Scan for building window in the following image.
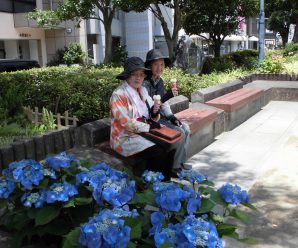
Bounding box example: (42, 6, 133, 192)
(0, 41, 5, 59)
(0, 0, 36, 13)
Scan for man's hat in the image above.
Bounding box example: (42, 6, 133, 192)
(116, 57, 151, 80)
(145, 49, 171, 68)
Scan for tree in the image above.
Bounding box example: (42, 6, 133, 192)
(28, 0, 117, 63)
(266, 0, 298, 45)
(182, 0, 258, 57)
(116, 0, 186, 62)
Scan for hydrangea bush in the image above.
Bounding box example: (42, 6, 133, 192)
(0, 152, 256, 247)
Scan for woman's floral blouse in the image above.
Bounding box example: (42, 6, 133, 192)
(109, 83, 155, 156)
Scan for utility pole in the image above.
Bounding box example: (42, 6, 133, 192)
(258, 0, 265, 61)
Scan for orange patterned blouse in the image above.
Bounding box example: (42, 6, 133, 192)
(109, 82, 155, 156)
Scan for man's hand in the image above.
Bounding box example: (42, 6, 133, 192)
(169, 115, 182, 127)
(171, 88, 179, 97)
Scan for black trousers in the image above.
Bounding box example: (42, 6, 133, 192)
(128, 145, 175, 180)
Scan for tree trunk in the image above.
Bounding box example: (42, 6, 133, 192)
(153, 3, 180, 65)
(281, 33, 288, 46)
(104, 23, 112, 64)
(165, 38, 176, 64)
(213, 39, 222, 58)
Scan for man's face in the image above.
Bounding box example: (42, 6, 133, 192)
(150, 59, 165, 78)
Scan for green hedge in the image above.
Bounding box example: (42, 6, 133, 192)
(0, 66, 122, 124)
(0, 66, 249, 124)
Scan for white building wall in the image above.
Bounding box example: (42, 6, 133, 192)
(0, 12, 47, 65)
(124, 11, 153, 60)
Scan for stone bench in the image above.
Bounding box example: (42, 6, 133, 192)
(243, 80, 298, 106)
(175, 108, 218, 157)
(206, 88, 264, 131)
(191, 79, 246, 103)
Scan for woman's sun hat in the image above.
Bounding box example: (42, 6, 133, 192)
(116, 57, 151, 80)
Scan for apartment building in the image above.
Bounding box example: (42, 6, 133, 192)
(0, 0, 172, 66)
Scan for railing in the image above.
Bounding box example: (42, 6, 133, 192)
(23, 106, 79, 129)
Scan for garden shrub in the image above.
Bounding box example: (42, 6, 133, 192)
(258, 55, 285, 73)
(202, 50, 259, 74)
(63, 43, 86, 65)
(226, 50, 258, 70)
(47, 43, 86, 66)
(0, 152, 256, 247)
(201, 57, 235, 74)
(111, 45, 128, 66)
(283, 43, 298, 56)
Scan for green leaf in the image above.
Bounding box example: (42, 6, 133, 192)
(216, 223, 237, 236)
(0, 198, 7, 209)
(13, 211, 31, 230)
(63, 198, 76, 208)
(242, 202, 258, 211)
(35, 206, 61, 226)
(130, 189, 156, 205)
(127, 241, 137, 248)
(75, 197, 92, 205)
(40, 178, 49, 187)
(229, 209, 250, 224)
(125, 217, 142, 240)
(160, 241, 173, 248)
(63, 227, 81, 247)
(27, 208, 39, 219)
(238, 237, 258, 244)
(198, 198, 216, 213)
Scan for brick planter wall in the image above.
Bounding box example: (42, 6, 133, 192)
(240, 73, 298, 83)
(0, 127, 76, 169)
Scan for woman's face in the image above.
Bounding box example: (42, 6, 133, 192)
(150, 59, 165, 78)
(126, 69, 146, 89)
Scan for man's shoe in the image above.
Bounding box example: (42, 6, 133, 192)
(181, 163, 192, 170)
(171, 168, 181, 178)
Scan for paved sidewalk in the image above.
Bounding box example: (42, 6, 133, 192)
(187, 101, 298, 248)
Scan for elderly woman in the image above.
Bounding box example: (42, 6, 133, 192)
(109, 56, 177, 179)
(143, 49, 191, 172)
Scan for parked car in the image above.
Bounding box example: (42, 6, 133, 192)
(0, 59, 40, 72)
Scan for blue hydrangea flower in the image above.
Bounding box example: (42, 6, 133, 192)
(179, 170, 208, 184)
(79, 208, 131, 248)
(46, 181, 78, 203)
(45, 152, 79, 171)
(154, 223, 178, 248)
(0, 178, 15, 199)
(181, 215, 223, 248)
(153, 182, 192, 212)
(43, 167, 57, 179)
(142, 170, 165, 183)
(108, 205, 139, 218)
(76, 163, 135, 207)
(9, 160, 44, 189)
(218, 183, 250, 205)
(21, 190, 46, 208)
(154, 217, 223, 248)
(93, 177, 135, 207)
(150, 211, 165, 235)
